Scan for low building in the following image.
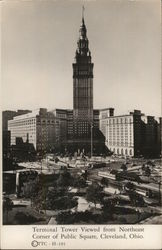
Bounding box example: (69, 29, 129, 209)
(3, 110, 31, 131)
(8, 108, 60, 153)
(51, 109, 73, 144)
(100, 109, 161, 158)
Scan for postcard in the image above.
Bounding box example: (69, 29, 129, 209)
(1, 0, 162, 249)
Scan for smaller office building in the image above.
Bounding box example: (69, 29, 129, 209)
(100, 109, 161, 158)
(8, 108, 60, 152)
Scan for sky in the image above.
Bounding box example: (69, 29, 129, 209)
(1, 0, 161, 117)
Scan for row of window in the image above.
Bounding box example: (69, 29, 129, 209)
(109, 148, 133, 156)
(107, 118, 133, 124)
(109, 142, 133, 147)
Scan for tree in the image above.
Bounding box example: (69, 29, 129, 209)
(128, 191, 145, 207)
(56, 168, 72, 187)
(33, 186, 48, 211)
(142, 164, 145, 171)
(147, 161, 155, 167)
(145, 166, 151, 177)
(121, 164, 127, 171)
(3, 197, 13, 224)
(86, 182, 103, 207)
(73, 176, 87, 188)
(101, 198, 115, 218)
(81, 169, 88, 180)
(101, 177, 109, 187)
(50, 196, 78, 210)
(22, 175, 46, 206)
(55, 157, 59, 163)
(55, 210, 94, 224)
(40, 187, 78, 211)
(21, 174, 49, 211)
(125, 182, 135, 191)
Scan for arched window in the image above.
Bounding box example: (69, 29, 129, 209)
(125, 149, 127, 155)
(130, 149, 132, 155)
(121, 148, 123, 155)
(117, 148, 119, 155)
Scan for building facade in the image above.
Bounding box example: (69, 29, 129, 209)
(3, 110, 31, 131)
(73, 16, 93, 140)
(70, 15, 105, 154)
(100, 109, 161, 157)
(8, 108, 60, 152)
(51, 109, 73, 152)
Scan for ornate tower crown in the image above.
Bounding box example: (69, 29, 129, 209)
(79, 17, 87, 39)
(75, 7, 92, 62)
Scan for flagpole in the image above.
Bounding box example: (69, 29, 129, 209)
(91, 123, 93, 158)
(82, 5, 85, 20)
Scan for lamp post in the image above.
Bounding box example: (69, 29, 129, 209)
(91, 122, 93, 158)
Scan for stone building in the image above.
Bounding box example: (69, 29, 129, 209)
(8, 108, 60, 153)
(100, 109, 161, 158)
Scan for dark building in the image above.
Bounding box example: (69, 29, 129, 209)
(140, 115, 161, 158)
(51, 109, 73, 152)
(3, 130, 11, 156)
(2, 109, 31, 162)
(3, 111, 17, 131)
(10, 136, 36, 162)
(73, 16, 93, 139)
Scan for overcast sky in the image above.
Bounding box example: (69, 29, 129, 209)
(1, 0, 161, 117)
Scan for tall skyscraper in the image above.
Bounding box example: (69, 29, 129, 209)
(7, 11, 106, 155)
(73, 13, 93, 139)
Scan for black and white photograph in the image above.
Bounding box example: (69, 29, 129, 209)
(1, 0, 161, 231)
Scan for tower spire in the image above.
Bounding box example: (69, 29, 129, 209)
(82, 5, 85, 22)
(79, 5, 87, 40)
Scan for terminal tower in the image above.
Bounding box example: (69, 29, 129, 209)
(71, 10, 105, 154)
(73, 13, 93, 138)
